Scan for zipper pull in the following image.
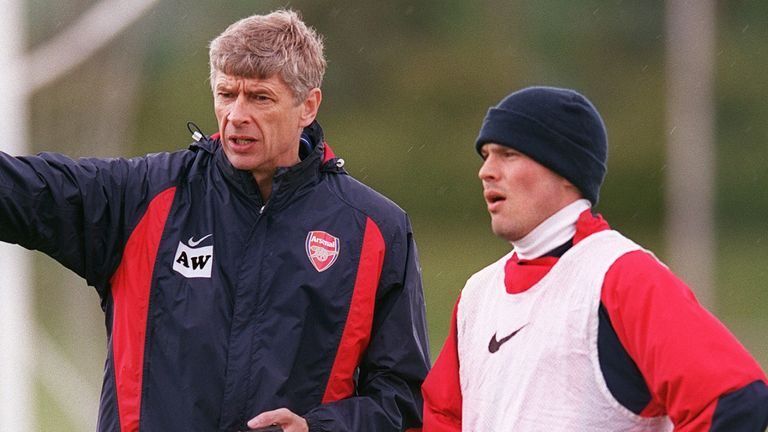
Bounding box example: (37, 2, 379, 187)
(187, 122, 206, 142)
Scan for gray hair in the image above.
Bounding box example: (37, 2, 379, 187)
(209, 9, 326, 103)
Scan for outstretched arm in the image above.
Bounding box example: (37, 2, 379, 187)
(0, 150, 182, 292)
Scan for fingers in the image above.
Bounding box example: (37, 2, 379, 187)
(245, 426, 283, 432)
(246, 408, 308, 432)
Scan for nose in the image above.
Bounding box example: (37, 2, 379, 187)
(227, 94, 250, 127)
(478, 155, 497, 181)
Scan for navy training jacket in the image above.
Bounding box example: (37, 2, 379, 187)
(0, 121, 431, 431)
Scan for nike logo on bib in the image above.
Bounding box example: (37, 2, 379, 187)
(488, 325, 527, 353)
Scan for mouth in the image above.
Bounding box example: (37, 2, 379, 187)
(484, 190, 506, 212)
(226, 135, 259, 151)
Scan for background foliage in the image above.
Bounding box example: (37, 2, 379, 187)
(23, 0, 767, 428)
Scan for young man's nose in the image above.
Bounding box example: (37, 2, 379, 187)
(478, 156, 498, 181)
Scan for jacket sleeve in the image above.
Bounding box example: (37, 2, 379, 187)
(0, 150, 174, 293)
(422, 297, 463, 432)
(303, 222, 431, 432)
(602, 250, 768, 431)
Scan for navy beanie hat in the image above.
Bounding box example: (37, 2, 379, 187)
(475, 86, 608, 206)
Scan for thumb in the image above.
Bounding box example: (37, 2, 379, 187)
(246, 411, 277, 428)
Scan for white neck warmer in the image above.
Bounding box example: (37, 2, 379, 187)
(512, 199, 591, 260)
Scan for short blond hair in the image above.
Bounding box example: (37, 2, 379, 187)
(208, 9, 326, 103)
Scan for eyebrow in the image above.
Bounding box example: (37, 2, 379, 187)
(213, 79, 280, 99)
(214, 81, 235, 91)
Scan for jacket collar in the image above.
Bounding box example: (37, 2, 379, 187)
(211, 120, 341, 209)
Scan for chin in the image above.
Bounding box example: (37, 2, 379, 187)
(490, 222, 522, 243)
(490, 225, 511, 242)
(229, 159, 257, 173)
(223, 152, 254, 171)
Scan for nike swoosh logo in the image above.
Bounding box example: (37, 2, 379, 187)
(188, 234, 213, 247)
(488, 324, 527, 354)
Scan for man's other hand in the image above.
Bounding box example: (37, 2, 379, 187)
(247, 408, 308, 432)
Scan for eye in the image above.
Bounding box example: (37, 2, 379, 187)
(251, 94, 273, 103)
(216, 91, 234, 99)
(502, 149, 520, 159)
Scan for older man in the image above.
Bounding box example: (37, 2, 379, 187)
(0, 10, 429, 432)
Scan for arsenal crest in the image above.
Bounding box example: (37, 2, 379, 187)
(305, 231, 340, 272)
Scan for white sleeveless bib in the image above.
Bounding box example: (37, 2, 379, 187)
(457, 230, 673, 431)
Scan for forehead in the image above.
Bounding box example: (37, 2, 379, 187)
(480, 143, 523, 155)
(212, 71, 288, 90)
(480, 143, 550, 169)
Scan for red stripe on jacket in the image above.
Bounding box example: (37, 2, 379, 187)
(322, 142, 336, 164)
(322, 217, 385, 403)
(109, 187, 176, 432)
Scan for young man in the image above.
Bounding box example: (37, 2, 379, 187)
(0, 10, 430, 432)
(422, 86, 768, 431)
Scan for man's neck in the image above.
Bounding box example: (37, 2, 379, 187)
(256, 176, 273, 202)
(512, 199, 591, 260)
(252, 154, 302, 202)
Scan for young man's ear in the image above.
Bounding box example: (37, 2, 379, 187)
(299, 88, 322, 127)
(562, 178, 584, 200)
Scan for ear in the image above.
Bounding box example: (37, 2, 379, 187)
(299, 88, 322, 128)
(561, 180, 583, 200)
